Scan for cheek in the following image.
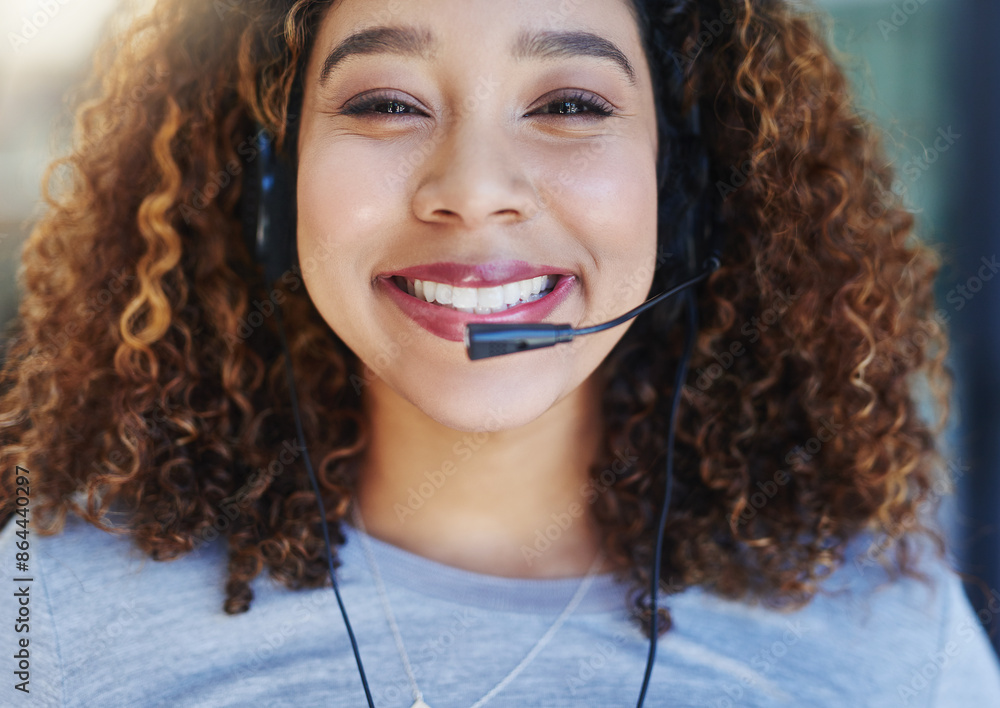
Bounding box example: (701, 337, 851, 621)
(541, 138, 658, 304)
(295, 140, 404, 307)
(297, 142, 388, 259)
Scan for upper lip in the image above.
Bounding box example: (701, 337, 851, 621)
(381, 260, 572, 288)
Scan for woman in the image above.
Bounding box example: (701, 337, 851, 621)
(2, 0, 999, 705)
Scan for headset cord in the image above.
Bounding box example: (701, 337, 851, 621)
(274, 301, 377, 708)
(273, 282, 697, 708)
(636, 287, 698, 707)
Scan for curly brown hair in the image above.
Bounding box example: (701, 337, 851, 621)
(0, 0, 956, 639)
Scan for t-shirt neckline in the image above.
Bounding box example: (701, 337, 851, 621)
(337, 520, 643, 615)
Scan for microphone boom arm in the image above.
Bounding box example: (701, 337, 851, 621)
(464, 256, 720, 360)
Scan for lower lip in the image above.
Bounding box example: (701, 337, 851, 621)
(377, 274, 577, 343)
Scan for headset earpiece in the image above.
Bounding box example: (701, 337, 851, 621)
(239, 78, 304, 287)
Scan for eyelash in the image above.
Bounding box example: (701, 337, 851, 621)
(339, 90, 616, 120)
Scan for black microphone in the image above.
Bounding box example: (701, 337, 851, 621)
(464, 256, 720, 360)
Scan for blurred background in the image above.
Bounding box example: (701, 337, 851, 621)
(1, 0, 999, 656)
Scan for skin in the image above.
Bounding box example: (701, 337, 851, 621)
(296, 0, 659, 578)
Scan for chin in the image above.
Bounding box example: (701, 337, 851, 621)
(391, 366, 564, 434)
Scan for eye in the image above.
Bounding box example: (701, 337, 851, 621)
(339, 91, 423, 118)
(531, 91, 616, 119)
(337, 89, 617, 121)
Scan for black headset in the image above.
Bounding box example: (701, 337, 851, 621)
(239, 76, 302, 287)
(237, 47, 724, 707)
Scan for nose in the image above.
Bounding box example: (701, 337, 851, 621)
(411, 117, 541, 229)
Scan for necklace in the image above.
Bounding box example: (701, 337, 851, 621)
(350, 503, 605, 708)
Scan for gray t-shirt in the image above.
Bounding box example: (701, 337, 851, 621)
(2, 513, 999, 707)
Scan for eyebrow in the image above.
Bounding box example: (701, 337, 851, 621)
(318, 25, 637, 87)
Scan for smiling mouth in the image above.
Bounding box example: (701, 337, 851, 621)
(391, 274, 559, 314)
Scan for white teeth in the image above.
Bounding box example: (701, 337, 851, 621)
(399, 274, 558, 312)
(451, 286, 478, 310)
(435, 283, 453, 304)
(479, 286, 504, 310)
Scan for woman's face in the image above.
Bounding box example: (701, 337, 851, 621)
(297, 0, 659, 432)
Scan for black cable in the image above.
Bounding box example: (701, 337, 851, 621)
(273, 300, 376, 708)
(272, 264, 701, 708)
(572, 263, 714, 337)
(636, 287, 699, 707)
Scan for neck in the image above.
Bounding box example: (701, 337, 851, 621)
(352, 368, 612, 579)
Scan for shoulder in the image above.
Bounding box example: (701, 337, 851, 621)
(0, 510, 230, 607)
(667, 529, 1000, 707)
(0, 512, 232, 706)
(821, 534, 1000, 706)
(822, 529, 1000, 707)
(0, 513, 367, 707)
